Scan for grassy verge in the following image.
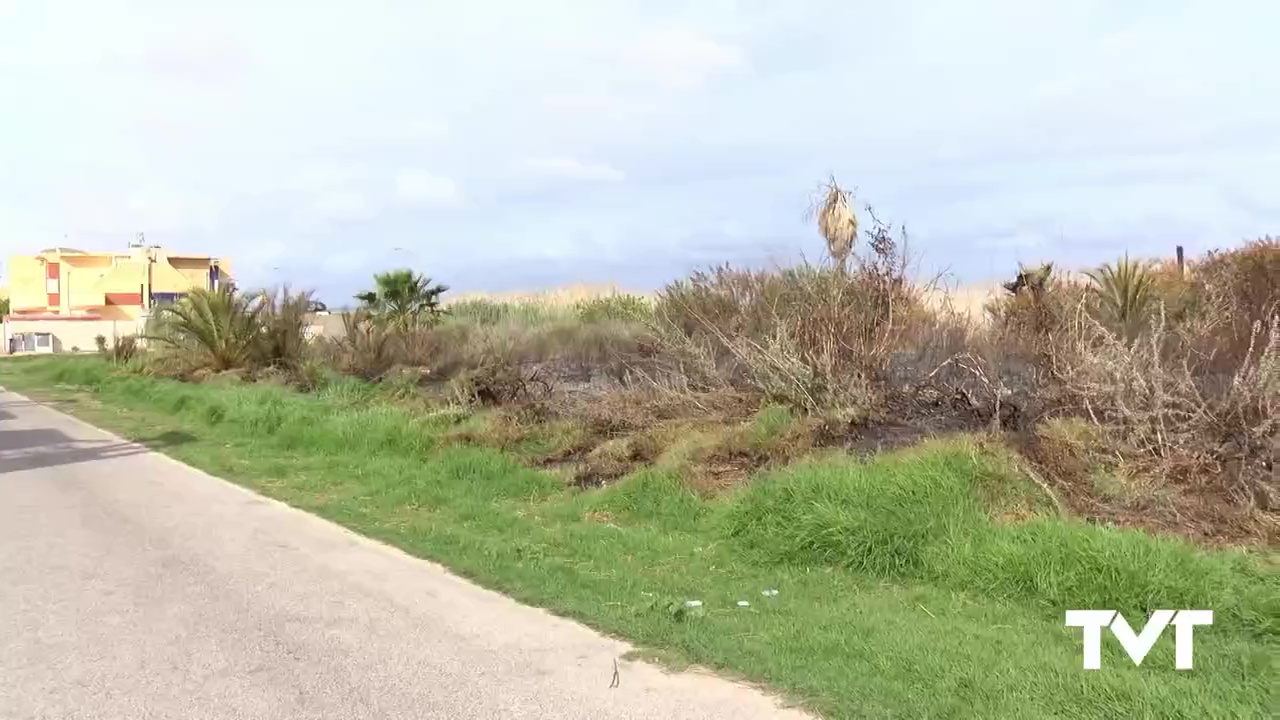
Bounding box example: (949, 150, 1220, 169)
(2, 355, 1276, 719)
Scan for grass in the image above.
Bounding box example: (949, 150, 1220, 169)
(2, 355, 1276, 719)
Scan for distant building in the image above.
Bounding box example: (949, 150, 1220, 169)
(5, 245, 232, 320)
(2, 245, 232, 354)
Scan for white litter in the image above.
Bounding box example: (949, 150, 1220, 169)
(761, 589, 779, 597)
(684, 600, 703, 608)
(737, 600, 750, 607)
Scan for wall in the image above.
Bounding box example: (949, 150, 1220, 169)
(6, 256, 47, 311)
(65, 255, 112, 311)
(2, 318, 144, 354)
(166, 256, 215, 291)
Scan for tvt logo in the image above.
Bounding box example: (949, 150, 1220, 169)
(1064, 610, 1213, 670)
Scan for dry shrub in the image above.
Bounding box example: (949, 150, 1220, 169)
(1187, 237, 1280, 374)
(1056, 307, 1278, 509)
(321, 309, 655, 398)
(258, 286, 313, 371)
(109, 334, 140, 365)
(653, 208, 929, 418)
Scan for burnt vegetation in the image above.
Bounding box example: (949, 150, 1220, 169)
(119, 179, 1278, 547)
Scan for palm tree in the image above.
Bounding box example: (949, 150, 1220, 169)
(1086, 254, 1155, 340)
(355, 268, 448, 330)
(147, 286, 264, 371)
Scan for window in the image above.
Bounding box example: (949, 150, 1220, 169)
(35, 334, 51, 348)
(150, 292, 188, 306)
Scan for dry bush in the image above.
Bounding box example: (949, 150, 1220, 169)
(1056, 307, 1279, 509)
(321, 308, 656, 399)
(652, 208, 930, 418)
(1186, 238, 1280, 374)
(258, 286, 313, 370)
(109, 334, 140, 365)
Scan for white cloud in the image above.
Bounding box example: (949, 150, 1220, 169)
(394, 170, 463, 207)
(628, 28, 746, 90)
(521, 157, 626, 183)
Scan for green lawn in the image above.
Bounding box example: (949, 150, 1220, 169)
(2, 356, 1275, 719)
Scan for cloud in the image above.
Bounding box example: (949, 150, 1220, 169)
(521, 157, 626, 183)
(628, 28, 747, 90)
(0, 0, 1276, 301)
(394, 170, 463, 207)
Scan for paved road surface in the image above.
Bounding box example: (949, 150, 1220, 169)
(0, 390, 811, 720)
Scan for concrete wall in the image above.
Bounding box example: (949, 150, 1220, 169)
(2, 318, 144, 355)
(304, 313, 348, 340)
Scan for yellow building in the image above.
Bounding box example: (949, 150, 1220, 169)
(3, 245, 232, 354)
(5, 245, 232, 321)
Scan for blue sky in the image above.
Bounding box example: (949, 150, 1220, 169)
(1, 1, 1276, 304)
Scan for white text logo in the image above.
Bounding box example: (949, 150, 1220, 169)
(1064, 610, 1213, 669)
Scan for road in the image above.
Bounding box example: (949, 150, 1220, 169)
(0, 390, 811, 720)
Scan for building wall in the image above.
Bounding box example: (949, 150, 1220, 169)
(65, 255, 112, 311)
(166, 256, 217, 291)
(7, 256, 46, 312)
(2, 318, 144, 354)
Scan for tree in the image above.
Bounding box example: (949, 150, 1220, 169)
(147, 286, 265, 371)
(0, 296, 9, 316)
(355, 269, 448, 330)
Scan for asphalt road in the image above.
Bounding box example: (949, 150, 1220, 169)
(0, 390, 811, 720)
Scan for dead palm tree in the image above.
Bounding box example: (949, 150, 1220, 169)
(809, 176, 858, 272)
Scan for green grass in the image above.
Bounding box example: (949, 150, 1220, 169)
(2, 355, 1276, 719)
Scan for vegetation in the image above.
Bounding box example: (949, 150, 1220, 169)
(142, 285, 313, 378)
(0, 295, 9, 316)
(356, 268, 448, 330)
(0, 356, 1274, 719)
(1085, 254, 1156, 340)
(3, 179, 1277, 717)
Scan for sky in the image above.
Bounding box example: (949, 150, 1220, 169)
(1, 1, 1277, 304)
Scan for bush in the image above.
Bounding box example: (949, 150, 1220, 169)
(651, 211, 945, 420)
(574, 294, 653, 324)
(110, 335, 139, 365)
(144, 286, 315, 378)
(94, 334, 107, 353)
(257, 286, 313, 370)
(1188, 237, 1280, 373)
(146, 286, 265, 372)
